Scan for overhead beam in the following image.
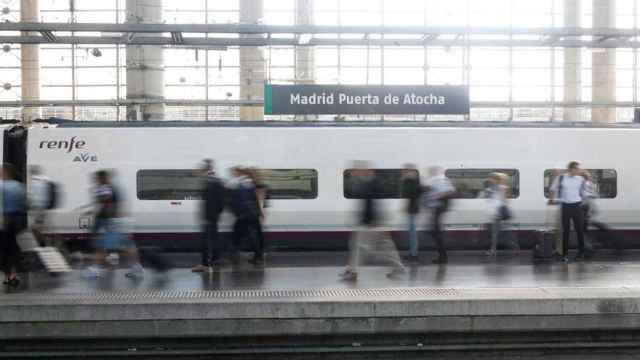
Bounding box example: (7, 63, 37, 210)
(0, 35, 637, 48)
(0, 99, 632, 108)
(1, 22, 640, 37)
(170, 31, 183, 45)
(39, 30, 56, 43)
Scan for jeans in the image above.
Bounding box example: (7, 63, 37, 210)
(407, 214, 418, 257)
(430, 207, 447, 260)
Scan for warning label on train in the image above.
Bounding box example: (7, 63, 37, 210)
(264, 85, 469, 115)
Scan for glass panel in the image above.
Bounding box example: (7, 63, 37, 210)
(137, 169, 203, 200)
(257, 169, 318, 199)
(445, 169, 520, 199)
(543, 169, 618, 199)
(344, 169, 419, 199)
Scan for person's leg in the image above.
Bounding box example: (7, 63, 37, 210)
(209, 220, 221, 264)
(408, 214, 418, 258)
(572, 205, 585, 256)
(252, 218, 265, 261)
(200, 223, 210, 267)
(378, 231, 405, 273)
(342, 228, 364, 279)
(5, 215, 21, 281)
(232, 218, 244, 255)
(489, 217, 500, 255)
(432, 209, 447, 261)
(561, 204, 571, 260)
(1, 229, 11, 281)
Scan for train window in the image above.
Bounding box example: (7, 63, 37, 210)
(137, 170, 203, 200)
(543, 169, 617, 199)
(137, 169, 319, 200)
(256, 169, 318, 199)
(444, 169, 520, 199)
(343, 169, 419, 199)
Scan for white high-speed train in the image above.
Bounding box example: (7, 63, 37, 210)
(2, 121, 637, 250)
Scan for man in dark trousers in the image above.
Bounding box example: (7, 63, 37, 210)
(423, 166, 456, 264)
(192, 159, 226, 273)
(402, 164, 422, 263)
(549, 161, 587, 262)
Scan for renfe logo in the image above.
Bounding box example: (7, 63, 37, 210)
(39, 136, 86, 153)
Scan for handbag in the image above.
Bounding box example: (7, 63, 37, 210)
(16, 230, 39, 251)
(499, 205, 513, 221)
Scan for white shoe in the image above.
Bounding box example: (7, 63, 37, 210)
(386, 267, 406, 279)
(125, 263, 144, 278)
(82, 265, 104, 278)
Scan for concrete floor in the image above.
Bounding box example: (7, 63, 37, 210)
(5, 250, 640, 294)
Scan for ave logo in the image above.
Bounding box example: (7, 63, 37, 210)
(74, 152, 98, 162)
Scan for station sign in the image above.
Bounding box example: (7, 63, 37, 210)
(264, 84, 469, 115)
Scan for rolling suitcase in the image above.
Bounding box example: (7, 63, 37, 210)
(17, 230, 71, 273)
(33, 246, 72, 273)
(534, 231, 555, 259)
(534, 205, 557, 259)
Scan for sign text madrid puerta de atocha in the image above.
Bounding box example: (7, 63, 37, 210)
(264, 85, 469, 115)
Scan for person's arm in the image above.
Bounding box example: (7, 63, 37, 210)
(433, 179, 456, 200)
(548, 176, 560, 204)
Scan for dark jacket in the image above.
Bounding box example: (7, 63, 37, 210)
(202, 175, 226, 221)
(357, 176, 382, 226)
(230, 179, 260, 220)
(402, 176, 422, 215)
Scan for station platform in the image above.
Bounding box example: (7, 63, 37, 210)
(3, 251, 640, 358)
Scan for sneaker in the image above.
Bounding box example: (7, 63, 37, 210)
(82, 265, 104, 278)
(339, 270, 358, 281)
(191, 265, 209, 273)
(562, 256, 570, 263)
(403, 255, 420, 263)
(125, 263, 144, 278)
(386, 267, 406, 279)
(432, 258, 448, 264)
(485, 250, 497, 257)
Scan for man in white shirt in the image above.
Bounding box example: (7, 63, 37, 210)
(423, 166, 456, 264)
(549, 161, 586, 262)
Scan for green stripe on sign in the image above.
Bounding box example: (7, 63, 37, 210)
(264, 84, 273, 115)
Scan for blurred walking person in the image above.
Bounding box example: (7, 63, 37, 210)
(401, 164, 421, 263)
(246, 167, 266, 265)
(192, 160, 226, 272)
(423, 166, 456, 264)
(229, 167, 260, 265)
(84, 170, 143, 278)
(484, 172, 512, 256)
(340, 161, 405, 281)
(1, 164, 27, 287)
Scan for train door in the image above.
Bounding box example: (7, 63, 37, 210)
(3, 125, 27, 181)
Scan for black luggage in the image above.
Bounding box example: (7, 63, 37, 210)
(534, 230, 555, 259)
